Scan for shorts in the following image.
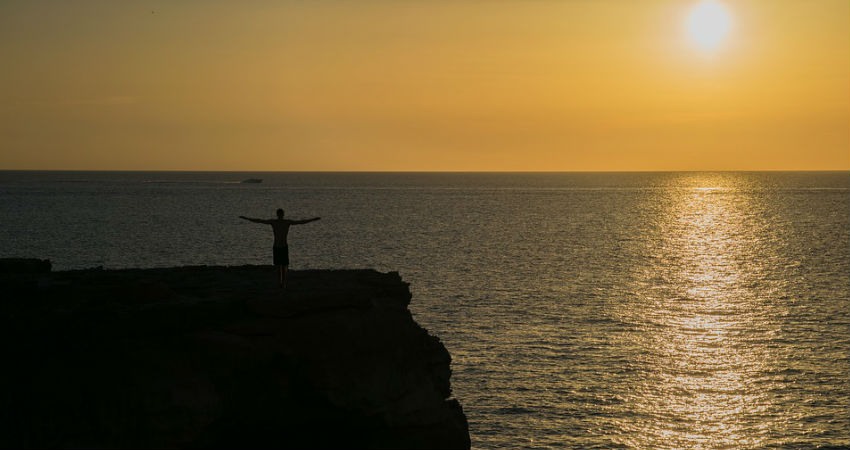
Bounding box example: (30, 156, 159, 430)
(273, 245, 289, 266)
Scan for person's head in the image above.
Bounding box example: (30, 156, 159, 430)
(276, 208, 284, 219)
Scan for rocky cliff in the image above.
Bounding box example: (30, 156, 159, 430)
(0, 264, 470, 449)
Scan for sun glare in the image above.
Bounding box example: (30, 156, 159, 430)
(686, 0, 732, 52)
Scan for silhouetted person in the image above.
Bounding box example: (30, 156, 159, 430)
(239, 209, 320, 288)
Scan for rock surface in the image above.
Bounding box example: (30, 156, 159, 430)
(0, 257, 51, 273)
(0, 266, 470, 449)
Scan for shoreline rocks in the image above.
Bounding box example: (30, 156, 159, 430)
(0, 265, 470, 449)
(0, 258, 51, 273)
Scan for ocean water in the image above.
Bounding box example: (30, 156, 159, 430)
(1, 171, 848, 449)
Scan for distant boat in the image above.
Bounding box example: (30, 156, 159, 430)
(240, 178, 263, 184)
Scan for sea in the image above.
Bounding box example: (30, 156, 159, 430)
(1, 171, 848, 449)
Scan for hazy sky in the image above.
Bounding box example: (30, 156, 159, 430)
(1, 0, 848, 171)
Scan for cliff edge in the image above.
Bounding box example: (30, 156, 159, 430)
(0, 264, 470, 449)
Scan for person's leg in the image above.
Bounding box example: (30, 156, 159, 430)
(281, 245, 290, 289)
(273, 246, 281, 287)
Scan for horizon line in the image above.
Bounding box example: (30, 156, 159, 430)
(1, 169, 849, 174)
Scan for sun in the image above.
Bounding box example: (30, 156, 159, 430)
(685, 0, 732, 52)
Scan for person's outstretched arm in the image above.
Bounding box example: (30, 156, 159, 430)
(290, 217, 321, 225)
(239, 215, 271, 224)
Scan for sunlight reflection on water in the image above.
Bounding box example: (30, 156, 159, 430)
(611, 175, 808, 449)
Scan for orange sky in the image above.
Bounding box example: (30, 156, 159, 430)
(1, 0, 848, 171)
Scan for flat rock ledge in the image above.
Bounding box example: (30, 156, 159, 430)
(0, 264, 470, 449)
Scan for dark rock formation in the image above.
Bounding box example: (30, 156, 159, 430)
(0, 266, 470, 449)
(0, 257, 51, 273)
